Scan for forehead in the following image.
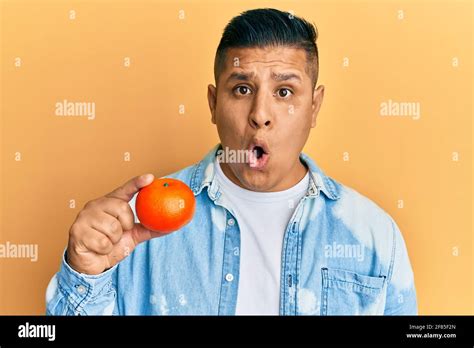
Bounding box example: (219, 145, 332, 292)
(223, 46, 309, 76)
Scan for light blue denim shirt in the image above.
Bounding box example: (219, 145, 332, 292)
(46, 144, 417, 315)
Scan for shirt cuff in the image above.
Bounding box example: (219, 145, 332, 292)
(57, 248, 118, 314)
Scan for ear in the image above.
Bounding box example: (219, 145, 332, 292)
(207, 84, 217, 124)
(311, 85, 325, 128)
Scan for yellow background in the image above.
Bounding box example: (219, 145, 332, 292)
(0, 0, 472, 314)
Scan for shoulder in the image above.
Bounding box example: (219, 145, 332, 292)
(331, 180, 394, 229)
(326, 178, 399, 262)
(162, 163, 198, 185)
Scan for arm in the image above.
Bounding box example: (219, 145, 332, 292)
(46, 250, 119, 315)
(384, 218, 418, 315)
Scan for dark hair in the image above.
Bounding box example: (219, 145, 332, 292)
(214, 8, 319, 88)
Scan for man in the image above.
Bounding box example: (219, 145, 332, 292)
(46, 8, 417, 315)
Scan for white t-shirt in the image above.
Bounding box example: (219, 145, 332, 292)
(214, 158, 310, 315)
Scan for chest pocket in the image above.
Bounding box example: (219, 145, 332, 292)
(321, 267, 386, 315)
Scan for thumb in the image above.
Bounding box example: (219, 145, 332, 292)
(106, 173, 154, 202)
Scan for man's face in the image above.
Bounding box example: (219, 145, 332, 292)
(207, 46, 324, 192)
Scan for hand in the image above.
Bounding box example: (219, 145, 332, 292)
(66, 174, 164, 275)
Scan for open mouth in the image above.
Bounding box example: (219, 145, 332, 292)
(253, 146, 266, 159)
(248, 142, 270, 170)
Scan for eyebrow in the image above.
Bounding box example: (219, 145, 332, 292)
(226, 71, 302, 83)
(227, 72, 255, 82)
(271, 72, 302, 83)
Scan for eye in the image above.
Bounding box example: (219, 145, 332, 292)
(234, 86, 252, 96)
(277, 88, 293, 98)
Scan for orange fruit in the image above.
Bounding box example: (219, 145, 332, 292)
(135, 178, 196, 233)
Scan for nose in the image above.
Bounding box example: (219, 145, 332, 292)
(248, 91, 272, 129)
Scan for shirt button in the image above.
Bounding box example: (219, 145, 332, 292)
(225, 273, 234, 282)
(227, 218, 235, 226)
(76, 285, 86, 294)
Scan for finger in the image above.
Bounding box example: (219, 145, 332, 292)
(130, 223, 166, 245)
(82, 228, 114, 255)
(100, 197, 135, 232)
(89, 212, 123, 244)
(105, 174, 154, 202)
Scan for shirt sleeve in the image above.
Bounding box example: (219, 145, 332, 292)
(384, 218, 418, 315)
(45, 249, 119, 315)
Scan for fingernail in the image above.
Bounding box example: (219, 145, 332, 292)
(142, 174, 153, 182)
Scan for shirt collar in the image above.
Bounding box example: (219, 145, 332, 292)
(190, 144, 340, 201)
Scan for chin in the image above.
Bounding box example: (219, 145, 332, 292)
(238, 168, 272, 191)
